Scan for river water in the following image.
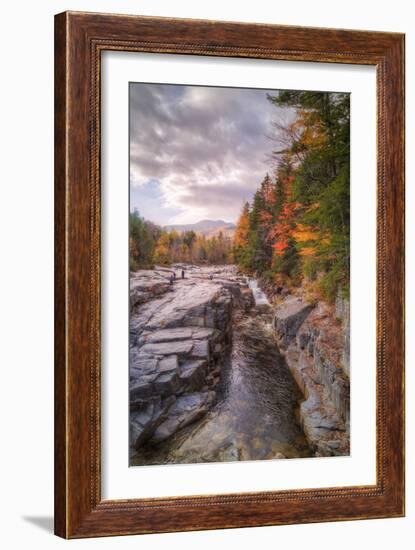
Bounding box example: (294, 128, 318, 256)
(248, 277, 271, 308)
(134, 289, 312, 465)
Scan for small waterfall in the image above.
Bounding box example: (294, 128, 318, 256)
(248, 278, 271, 307)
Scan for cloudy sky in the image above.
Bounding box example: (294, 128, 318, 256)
(129, 83, 293, 225)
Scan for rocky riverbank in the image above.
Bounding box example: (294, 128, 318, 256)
(130, 264, 350, 463)
(272, 294, 350, 456)
(129, 265, 252, 458)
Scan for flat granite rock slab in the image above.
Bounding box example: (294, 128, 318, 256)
(140, 327, 193, 344)
(150, 391, 215, 444)
(191, 339, 210, 359)
(191, 327, 216, 339)
(129, 350, 158, 373)
(274, 297, 314, 347)
(275, 297, 313, 320)
(140, 340, 194, 356)
(130, 379, 156, 400)
(153, 371, 180, 396)
(158, 355, 179, 373)
(130, 395, 175, 448)
(179, 360, 208, 389)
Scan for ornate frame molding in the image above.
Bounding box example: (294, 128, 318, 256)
(55, 11, 405, 538)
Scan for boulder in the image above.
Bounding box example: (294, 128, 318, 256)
(150, 391, 215, 444)
(130, 274, 172, 309)
(130, 376, 156, 401)
(130, 395, 175, 448)
(191, 339, 210, 359)
(274, 297, 314, 348)
(158, 355, 179, 373)
(179, 360, 207, 390)
(129, 350, 158, 376)
(153, 370, 180, 396)
(273, 452, 286, 459)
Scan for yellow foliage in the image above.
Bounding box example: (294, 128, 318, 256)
(299, 247, 316, 257)
(234, 204, 250, 248)
(292, 223, 318, 243)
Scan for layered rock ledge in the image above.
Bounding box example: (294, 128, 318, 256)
(129, 265, 250, 455)
(273, 295, 350, 456)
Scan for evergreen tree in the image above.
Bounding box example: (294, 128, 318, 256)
(267, 91, 350, 300)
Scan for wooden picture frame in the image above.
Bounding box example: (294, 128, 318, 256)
(54, 11, 405, 538)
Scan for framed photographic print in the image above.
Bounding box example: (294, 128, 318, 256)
(54, 11, 405, 538)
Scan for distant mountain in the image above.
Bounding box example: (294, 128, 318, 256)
(164, 219, 236, 238)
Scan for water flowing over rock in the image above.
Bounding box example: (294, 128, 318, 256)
(247, 278, 272, 310)
(130, 264, 350, 464)
(132, 315, 312, 465)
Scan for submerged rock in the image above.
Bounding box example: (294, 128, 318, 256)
(273, 452, 286, 459)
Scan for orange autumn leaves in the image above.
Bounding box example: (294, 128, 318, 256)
(233, 202, 250, 250)
(260, 168, 316, 258)
(261, 111, 325, 261)
(233, 152, 321, 283)
(234, 89, 350, 300)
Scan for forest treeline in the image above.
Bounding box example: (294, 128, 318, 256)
(129, 211, 232, 270)
(233, 91, 350, 302)
(130, 90, 349, 302)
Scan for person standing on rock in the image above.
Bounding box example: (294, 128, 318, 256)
(181, 269, 185, 279)
(169, 274, 174, 286)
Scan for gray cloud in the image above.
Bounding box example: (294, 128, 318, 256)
(129, 83, 293, 224)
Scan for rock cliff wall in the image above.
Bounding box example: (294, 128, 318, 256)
(129, 266, 251, 456)
(273, 295, 350, 456)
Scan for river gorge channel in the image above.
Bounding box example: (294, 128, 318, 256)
(129, 264, 350, 466)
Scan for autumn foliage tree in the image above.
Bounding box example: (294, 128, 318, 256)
(233, 91, 350, 302)
(129, 211, 233, 270)
(153, 230, 232, 266)
(130, 90, 349, 303)
(233, 202, 250, 266)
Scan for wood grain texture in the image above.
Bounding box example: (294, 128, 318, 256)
(54, 11, 405, 539)
(54, 11, 68, 539)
